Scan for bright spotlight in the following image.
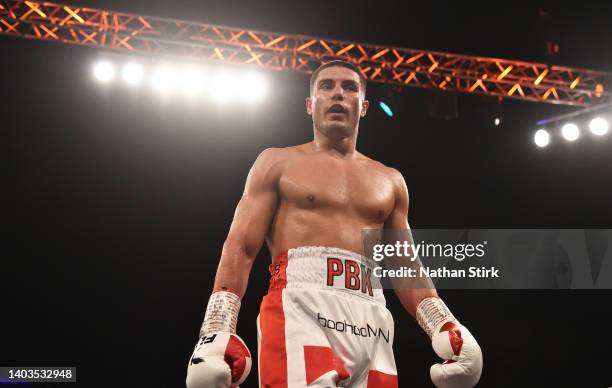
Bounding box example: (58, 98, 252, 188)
(561, 123, 580, 141)
(210, 73, 238, 102)
(534, 129, 550, 148)
(494, 117, 501, 126)
(241, 73, 267, 102)
(93, 61, 114, 82)
(179, 68, 206, 96)
(589, 117, 609, 136)
(122, 63, 144, 85)
(152, 67, 178, 94)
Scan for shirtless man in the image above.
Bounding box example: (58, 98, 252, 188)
(186, 60, 482, 388)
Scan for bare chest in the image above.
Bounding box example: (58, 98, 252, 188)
(278, 157, 395, 220)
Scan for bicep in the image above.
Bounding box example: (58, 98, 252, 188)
(384, 168, 409, 230)
(227, 186, 277, 255)
(383, 169, 437, 314)
(224, 150, 280, 257)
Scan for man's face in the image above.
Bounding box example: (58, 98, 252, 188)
(306, 66, 369, 139)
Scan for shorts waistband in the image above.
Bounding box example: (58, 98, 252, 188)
(268, 246, 385, 305)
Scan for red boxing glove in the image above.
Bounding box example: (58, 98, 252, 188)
(417, 297, 482, 388)
(187, 332, 252, 388)
(186, 291, 252, 388)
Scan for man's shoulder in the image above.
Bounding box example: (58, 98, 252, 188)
(357, 153, 404, 180)
(252, 145, 308, 175)
(360, 156, 408, 195)
(256, 144, 306, 163)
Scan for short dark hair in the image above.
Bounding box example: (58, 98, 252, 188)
(309, 60, 367, 96)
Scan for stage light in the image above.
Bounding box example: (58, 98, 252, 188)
(241, 72, 267, 102)
(534, 129, 550, 148)
(589, 117, 609, 136)
(122, 63, 144, 85)
(379, 101, 393, 117)
(561, 123, 580, 141)
(179, 68, 206, 96)
(152, 67, 178, 94)
(494, 117, 501, 126)
(93, 61, 114, 82)
(210, 72, 238, 103)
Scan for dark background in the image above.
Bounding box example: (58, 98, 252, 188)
(2, 0, 612, 387)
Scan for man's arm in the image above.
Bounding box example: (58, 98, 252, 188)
(384, 168, 482, 388)
(214, 148, 282, 298)
(186, 148, 282, 388)
(384, 167, 437, 317)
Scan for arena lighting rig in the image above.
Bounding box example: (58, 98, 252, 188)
(533, 102, 611, 148)
(1, 0, 611, 107)
(90, 57, 268, 103)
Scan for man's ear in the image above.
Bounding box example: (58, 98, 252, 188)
(361, 99, 370, 117)
(306, 96, 313, 115)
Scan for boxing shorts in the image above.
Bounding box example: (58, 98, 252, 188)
(257, 246, 398, 387)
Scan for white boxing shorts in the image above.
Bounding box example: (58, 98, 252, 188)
(257, 246, 398, 388)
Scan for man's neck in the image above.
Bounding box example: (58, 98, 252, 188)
(312, 129, 358, 158)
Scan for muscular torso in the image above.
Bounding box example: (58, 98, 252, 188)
(266, 144, 396, 261)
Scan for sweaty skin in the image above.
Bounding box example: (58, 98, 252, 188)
(213, 66, 436, 316)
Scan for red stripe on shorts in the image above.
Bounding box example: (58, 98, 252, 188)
(303, 345, 350, 385)
(367, 370, 398, 388)
(259, 251, 288, 388)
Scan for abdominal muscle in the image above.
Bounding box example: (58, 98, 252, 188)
(266, 205, 383, 263)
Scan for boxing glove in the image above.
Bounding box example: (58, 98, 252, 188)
(416, 297, 482, 388)
(187, 291, 252, 388)
(430, 321, 482, 388)
(186, 332, 252, 388)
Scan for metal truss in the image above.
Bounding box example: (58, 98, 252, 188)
(1, 0, 610, 106)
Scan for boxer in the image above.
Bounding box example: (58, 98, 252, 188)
(186, 60, 482, 387)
